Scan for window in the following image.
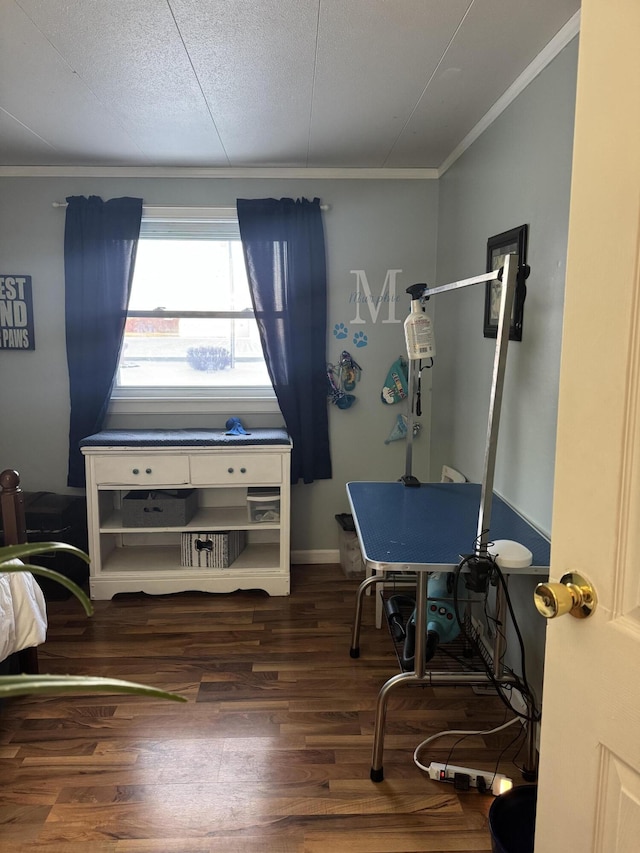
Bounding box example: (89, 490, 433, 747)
(113, 208, 274, 405)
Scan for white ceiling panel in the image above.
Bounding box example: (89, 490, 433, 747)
(0, 0, 581, 170)
(0, 1, 148, 164)
(386, 0, 581, 166)
(168, 0, 321, 165)
(16, 0, 229, 164)
(0, 110, 59, 166)
(307, 1, 472, 167)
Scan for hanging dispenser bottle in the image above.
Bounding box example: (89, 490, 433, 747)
(404, 283, 435, 360)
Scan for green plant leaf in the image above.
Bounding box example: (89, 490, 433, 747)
(0, 541, 186, 704)
(0, 541, 90, 566)
(0, 674, 187, 701)
(1, 550, 93, 616)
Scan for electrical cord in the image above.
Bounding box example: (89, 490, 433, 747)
(509, 725, 529, 775)
(405, 536, 540, 784)
(455, 548, 535, 709)
(490, 560, 539, 718)
(488, 718, 526, 781)
(452, 556, 541, 723)
(413, 717, 520, 773)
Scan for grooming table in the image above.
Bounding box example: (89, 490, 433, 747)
(347, 480, 550, 782)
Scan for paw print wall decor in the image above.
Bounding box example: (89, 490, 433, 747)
(332, 322, 369, 349)
(333, 323, 348, 340)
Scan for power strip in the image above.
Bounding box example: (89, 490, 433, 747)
(427, 762, 512, 796)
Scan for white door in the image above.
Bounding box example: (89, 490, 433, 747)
(535, 1, 640, 850)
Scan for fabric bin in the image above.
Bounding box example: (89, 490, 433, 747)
(181, 530, 247, 568)
(122, 489, 197, 527)
(247, 487, 280, 523)
(335, 513, 365, 578)
(339, 530, 365, 578)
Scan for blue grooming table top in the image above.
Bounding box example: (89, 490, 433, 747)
(347, 481, 550, 572)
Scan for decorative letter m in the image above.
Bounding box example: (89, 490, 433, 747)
(350, 269, 402, 324)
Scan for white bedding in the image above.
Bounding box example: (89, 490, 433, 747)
(0, 566, 48, 662)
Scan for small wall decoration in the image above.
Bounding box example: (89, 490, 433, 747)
(0, 275, 35, 350)
(483, 226, 529, 341)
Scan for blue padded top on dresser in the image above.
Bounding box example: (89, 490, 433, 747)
(80, 428, 291, 447)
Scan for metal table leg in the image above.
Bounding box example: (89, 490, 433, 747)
(370, 571, 428, 781)
(370, 671, 419, 781)
(349, 574, 382, 658)
(367, 571, 522, 783)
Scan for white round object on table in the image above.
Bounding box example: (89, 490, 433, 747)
(488, 540, 533, 569)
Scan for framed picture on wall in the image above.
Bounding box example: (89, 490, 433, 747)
(483, 224, 529, 341)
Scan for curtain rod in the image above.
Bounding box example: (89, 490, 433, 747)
(52, 201, 331, 211)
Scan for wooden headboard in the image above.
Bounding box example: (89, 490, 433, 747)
(1, 469, 27, 547)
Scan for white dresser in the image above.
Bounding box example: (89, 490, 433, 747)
(80, 429, 292, 600)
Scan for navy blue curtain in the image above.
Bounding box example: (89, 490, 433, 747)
(236, 197, 332, 484)
(64, 195, 143, 487)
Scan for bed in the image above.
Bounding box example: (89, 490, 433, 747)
(0, 570, 47, 663)
(0, 469, 47, 671)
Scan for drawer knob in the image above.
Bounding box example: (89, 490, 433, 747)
(240, 467, 247, 474)
(228, 467, 234, 473)
(146, 468, 152, 474)
(132, 468, 139, 475)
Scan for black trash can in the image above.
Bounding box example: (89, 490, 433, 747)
(489, 785, 537, 853)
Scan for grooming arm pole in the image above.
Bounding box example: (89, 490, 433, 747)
(403, 358, 418, 483)
(422, 256, 517, 554)
(476, 254, 517, 556)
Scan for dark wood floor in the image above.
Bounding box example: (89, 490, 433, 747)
(0, 564, 529, 852)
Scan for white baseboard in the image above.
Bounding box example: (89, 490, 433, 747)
(291, 549, 340, 565)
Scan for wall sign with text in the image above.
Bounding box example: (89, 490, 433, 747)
(0, 275, 35, 350)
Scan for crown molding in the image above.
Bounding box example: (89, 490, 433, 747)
(438, 10, 581, 177)
(0, 165, 438, 180)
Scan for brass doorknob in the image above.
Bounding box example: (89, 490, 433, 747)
(534, 572, 597, 619)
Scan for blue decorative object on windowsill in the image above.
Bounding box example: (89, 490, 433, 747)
(225, 417, 250, 435)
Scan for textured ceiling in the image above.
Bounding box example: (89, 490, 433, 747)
(0, 0, 580, 170)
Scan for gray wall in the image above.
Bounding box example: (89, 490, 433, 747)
(432, 38, 579, 703)
(0, 176, 437, 553)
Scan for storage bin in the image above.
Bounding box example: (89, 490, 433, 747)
(122, 489, 197, 527)
(247, 487, 280, 523)
(181, 530, 247, 568)
(335, 513, 365, 578)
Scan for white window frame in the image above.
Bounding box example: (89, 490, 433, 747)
(109, 207, 279, 418)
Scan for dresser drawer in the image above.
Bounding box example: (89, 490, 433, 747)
(190, 452, 282, 485)
(92, 454, 190, 486)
